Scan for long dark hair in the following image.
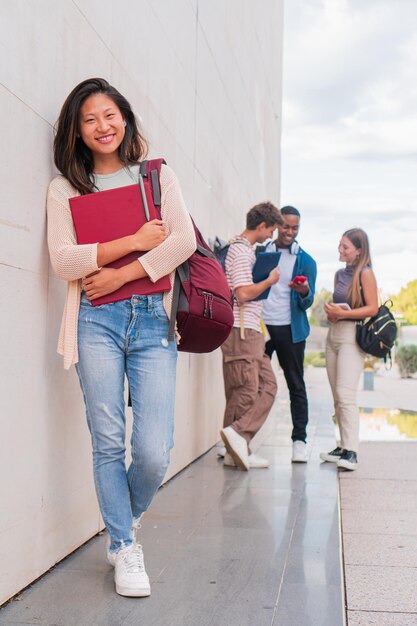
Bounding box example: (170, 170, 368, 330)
(343, 228, 373, 308)
(53, 78, 149, 195)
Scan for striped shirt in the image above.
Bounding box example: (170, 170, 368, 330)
(225, 237, 263, 333)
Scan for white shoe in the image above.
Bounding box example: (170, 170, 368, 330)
(106, 534, 117, 567)
(291, 440, 308, 463)
(217, 446, 226, 458)
(106, 517, 142, 567)
(220, 426, 249, 470)
(248, 453, 270, 468)
(115, 543, 151, 597)
(223, 452, 236, 467)
(224, 452, 269, 469)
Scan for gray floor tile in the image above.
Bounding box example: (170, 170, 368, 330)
(0, 622, 42, 626)
(283, 544, 341, 586)
(340, 479, 417, 513)
(345, 564, 417, 612)
(122, 597, 276, 626)
(0, 569, 133, 626)
(339, 442, 417, 481)
(343, 532, 417, 567)
(273, 583, 344, 626)
(348, 610, 417, 626)
(341, 509, 417, 536)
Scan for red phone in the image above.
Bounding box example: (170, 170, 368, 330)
(292, 275, 307, 284)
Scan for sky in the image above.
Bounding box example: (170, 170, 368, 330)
(280, 0, 417, 296)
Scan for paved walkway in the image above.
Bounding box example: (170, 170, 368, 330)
(340, 441, 417, 626)
(0, 371, 344, 626)
(1, 365, 416, 625)
(307, 364, 417, 625)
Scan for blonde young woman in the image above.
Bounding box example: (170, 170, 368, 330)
(47, 78, 196, 597)
(320, 228, 378, 470)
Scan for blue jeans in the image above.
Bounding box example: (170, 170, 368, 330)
(76, 293, 177, 552)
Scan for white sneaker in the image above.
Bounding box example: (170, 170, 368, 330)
(106, 534, 117, 567)
(220, 426, 249, 470)
(224, 452, 269, 469)
(248, 453, 270, 468)
(114, 543, 151, 597)
(223, 452, 236, 467)
(217, 446, 226, 458)
(106, 517, 142, 567)
(291, 440, 308, 463)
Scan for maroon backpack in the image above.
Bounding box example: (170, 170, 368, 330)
(140, 159, 234, 353)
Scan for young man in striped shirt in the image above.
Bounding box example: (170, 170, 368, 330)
(220, 202, 282, 470)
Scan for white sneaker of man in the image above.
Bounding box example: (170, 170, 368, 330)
(216, 446, 226, 458)
(291, 440, 308, 463)
(224, 452, 269, 469)
(220, 426, 249, 470)
(114, 543, 151, 597)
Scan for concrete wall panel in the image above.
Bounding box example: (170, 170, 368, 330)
(0, 0, 283, 603)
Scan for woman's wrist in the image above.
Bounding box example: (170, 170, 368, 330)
(118, 260, 147, 284)
(127, 233, 143, 252)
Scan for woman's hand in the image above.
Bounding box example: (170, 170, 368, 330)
(324, 302, 347, 324)
(82, 268, 125, 300)
(131, 219, 167, 251)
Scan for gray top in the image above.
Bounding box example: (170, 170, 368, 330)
(92, 164, 140, 191)
(333, 265, 369, 305)
(333, 265, 355, 304)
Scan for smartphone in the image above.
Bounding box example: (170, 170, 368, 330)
(292, 275, 307, 284)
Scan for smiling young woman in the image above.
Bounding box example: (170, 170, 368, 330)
(47, 78, 196, 597)
(320, 228, 378, 471)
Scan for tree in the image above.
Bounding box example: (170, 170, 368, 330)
(396, 345, 417, 378)
(310, 288, 332, 327)
(391, 279, 417, 325)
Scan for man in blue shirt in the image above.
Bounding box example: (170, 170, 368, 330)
(262, 206, 317, 462)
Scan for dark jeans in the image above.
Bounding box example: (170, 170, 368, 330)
(265, 324, 308, 442)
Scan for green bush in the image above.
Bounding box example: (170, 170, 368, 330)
(396, 345, 417, 378)
(304, 351, 326, 368)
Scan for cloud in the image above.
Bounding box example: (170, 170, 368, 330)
(283, 0, 417, 161)
(281, 0, 417, 295)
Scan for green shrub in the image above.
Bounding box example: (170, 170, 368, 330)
(396, 345, 417, 378)
(304, 351, 326, 368)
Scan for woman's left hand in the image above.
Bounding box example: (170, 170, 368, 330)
(82, 268, 125, 300)
(324, 302, 346, 324)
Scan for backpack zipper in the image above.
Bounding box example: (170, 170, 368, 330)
(203, 291, 214, 319)
(374, 319, 396, 335)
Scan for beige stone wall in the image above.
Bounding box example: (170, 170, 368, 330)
(0, 0, 283, 603)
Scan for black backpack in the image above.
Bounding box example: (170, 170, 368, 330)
(212, 236, 233, 271)
(356, 300, 397, 362)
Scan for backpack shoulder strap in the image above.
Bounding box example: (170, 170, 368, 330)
(140, 158, 166, 206)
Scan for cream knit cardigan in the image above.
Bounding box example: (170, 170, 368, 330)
(47, 164, 197, 369)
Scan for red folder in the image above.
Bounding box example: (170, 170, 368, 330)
(69, 183, 171, 306)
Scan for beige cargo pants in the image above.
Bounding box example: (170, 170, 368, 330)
(221, 327, 277, 444)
